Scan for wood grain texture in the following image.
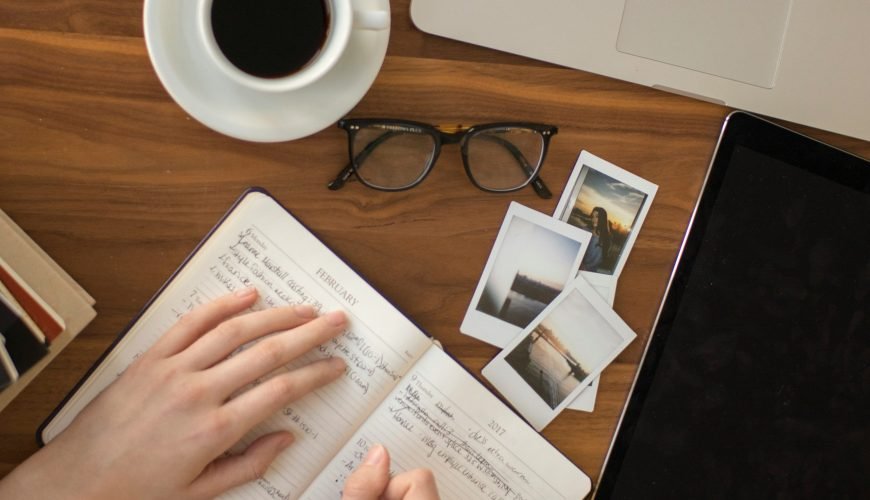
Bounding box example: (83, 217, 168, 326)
(1, 0, 868, 487)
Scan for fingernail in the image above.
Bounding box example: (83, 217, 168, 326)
(328, 356, 347, 373)
(279, 433, 295, 449)
(325, 310, 347, 327)
(364, 444, 386, 466)
(235, 286, 257, 297)
(295, 304, 317, 318)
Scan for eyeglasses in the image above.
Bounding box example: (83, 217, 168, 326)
(327, 118, 557, 198)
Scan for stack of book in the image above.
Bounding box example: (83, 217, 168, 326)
(0, 209, 96, 413)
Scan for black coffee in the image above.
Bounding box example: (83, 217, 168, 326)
(211, 0, 329, 79)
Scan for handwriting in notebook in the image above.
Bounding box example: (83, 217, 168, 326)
(307, 352, 567, 500)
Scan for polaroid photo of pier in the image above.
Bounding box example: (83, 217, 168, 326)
(460, 202, 591, 348)
(553, 151, 658, 286)
(482, 277, 636, 430)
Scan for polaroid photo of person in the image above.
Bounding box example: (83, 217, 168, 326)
(482, 277, 636, 430)
(553, 151, 658, 288)
(460, 202, 591, 348)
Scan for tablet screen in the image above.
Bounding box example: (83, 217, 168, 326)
(595, 113, 870, 499)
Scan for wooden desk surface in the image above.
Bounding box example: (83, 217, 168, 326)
(1, 0, 868, 488)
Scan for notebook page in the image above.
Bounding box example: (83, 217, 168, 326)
(304, 346, 592, 499)
(42, 191, 432, 498)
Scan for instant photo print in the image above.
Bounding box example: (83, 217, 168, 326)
(461, 202, 591, 348)
(483, 277, 636, 430)
(553, 151, 657, 287)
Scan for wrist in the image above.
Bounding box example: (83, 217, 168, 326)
(0, 454, 62, 499)
(0, 445, 108, 500)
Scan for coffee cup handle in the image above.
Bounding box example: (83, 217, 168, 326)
(354, 9, 390, 30)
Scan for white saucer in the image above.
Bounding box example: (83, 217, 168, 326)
(143, 0, 390, 142)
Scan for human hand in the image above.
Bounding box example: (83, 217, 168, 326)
(342, 444, 440, 500)
(0, 287, 347, 500)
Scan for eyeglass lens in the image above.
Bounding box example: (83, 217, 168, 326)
(466, 128, 544, 191)
(351, 127, 436, 190)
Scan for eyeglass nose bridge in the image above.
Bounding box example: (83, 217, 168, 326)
(435, 124, 471, 140)
(429, 126, 483, 179)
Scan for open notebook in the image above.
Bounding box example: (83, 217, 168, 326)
(39, 189, 590, 499)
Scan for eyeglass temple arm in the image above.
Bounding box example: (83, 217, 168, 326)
(327, 130, 402, 190)
(530, 176, 553, 199)
(476, 134, 552, 199)
(326, 164, 354, 191)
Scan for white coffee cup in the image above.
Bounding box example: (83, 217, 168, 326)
(197, 0, 389, 93)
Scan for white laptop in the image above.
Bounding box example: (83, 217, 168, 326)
(410, 0, 870, 142)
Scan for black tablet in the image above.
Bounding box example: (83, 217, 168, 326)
(594, 112, 870, 499)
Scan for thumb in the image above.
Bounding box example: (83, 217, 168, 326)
(342, 444, 391, 500)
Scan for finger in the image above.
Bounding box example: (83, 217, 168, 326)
(187, 431, 294, 499)
(147, 287, 259, 360)
(206, 311, 347, 394)
(383, 469, 440, 500)
(219, 356, 346, 438)
(341, 444, 391, 500)
(180, 303, 320, 370)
